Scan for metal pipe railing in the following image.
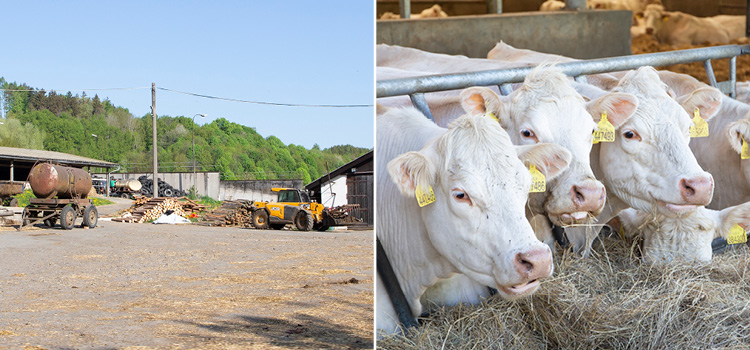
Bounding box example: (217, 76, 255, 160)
(377, 44, 750, 98)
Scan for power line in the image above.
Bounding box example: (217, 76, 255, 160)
(157, 87, 373, 108)
(0, 85, 374, 108)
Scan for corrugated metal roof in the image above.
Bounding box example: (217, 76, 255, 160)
(305, 150, 373, 191)
(0, 146, 117, 168)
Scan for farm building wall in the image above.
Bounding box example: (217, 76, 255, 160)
(218, 179, 304, 202)
(377, 10, 633, 59)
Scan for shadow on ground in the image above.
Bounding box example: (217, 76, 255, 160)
(177, 313, 372, 349)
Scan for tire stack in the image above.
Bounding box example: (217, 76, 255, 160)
(137, 176, 187, 197)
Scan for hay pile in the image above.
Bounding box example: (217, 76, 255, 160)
(377, 234, 750, 349)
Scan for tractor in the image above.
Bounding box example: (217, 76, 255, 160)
(250, 188, 334, 231)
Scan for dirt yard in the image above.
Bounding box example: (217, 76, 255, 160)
(0, 221, 373, 349)
(631, 35, 750, 84)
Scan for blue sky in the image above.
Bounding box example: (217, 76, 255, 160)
(0, 1, 374, 149)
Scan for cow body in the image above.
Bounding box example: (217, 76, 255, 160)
(641, 5, 733, 45)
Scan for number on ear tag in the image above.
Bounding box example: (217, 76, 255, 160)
(742, 137, 750, 160)
(689, 108, 709, 138)
(415, 184, 436, 207)
(529, 165, 546, 193)
(593, 112, 615, 144)
(727, 224, 748, 245)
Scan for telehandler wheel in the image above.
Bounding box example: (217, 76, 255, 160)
(83, 205, 98, 228)
(294, 210, 314, 231)
(252, 210, 270, 229)
(60, 206, 76, 230)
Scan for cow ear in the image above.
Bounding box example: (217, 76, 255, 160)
(586, 92, 638, 128)
(717, 202, 750, 239)
(515, 143, 571, 181)
(387, 150, 436, 197)
(678, 87, 723, 120)
(726, 119, 750, 155)
(460, 87, 507, 126)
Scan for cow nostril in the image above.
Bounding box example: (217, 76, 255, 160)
(572, 186, 585, 203)
(516, 254, 534, 273)
(681, 179, 696, 197)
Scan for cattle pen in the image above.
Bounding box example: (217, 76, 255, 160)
(376, 45, 750, 349)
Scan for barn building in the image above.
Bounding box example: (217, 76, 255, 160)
(306, 150, 373, 228)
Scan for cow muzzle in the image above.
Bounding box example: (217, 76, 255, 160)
(679, 175, 713, 206)
(497, 248, 552, 298)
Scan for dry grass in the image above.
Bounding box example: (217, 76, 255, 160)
(378, 234, 750, 349)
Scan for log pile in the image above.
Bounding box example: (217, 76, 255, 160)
(328, 204, 363, 224)
(199, 200, 255, 227)
(113, 197, 189, 223)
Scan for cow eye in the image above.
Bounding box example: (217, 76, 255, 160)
(451, 189, 472, 205)
(623, 129, 642, 141)
(520, 129, 538, 142)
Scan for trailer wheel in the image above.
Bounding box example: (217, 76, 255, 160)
(252, 210, 269, 229)
(294, 210, 314, 231)
(60, 206, 76, 230)
(83, 205, 98, 228)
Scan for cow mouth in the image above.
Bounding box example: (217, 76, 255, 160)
(558, 211, 591, 224)
(497, 279, 540, 297)
(657, 201, 698, 216)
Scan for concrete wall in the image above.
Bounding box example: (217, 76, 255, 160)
(377, 10, 633, 59)
(320, 175, 348, 207)
(218, 179, 303, 202)
(95, 172, 220, 198)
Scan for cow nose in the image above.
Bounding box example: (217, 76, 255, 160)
(571, 184, 606, 212)
(645, 27, 654, 35)
(679, 176, 714, 205)
(514, 248, 553, 280)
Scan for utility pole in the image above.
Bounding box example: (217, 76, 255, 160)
(152, 83, 159, 198)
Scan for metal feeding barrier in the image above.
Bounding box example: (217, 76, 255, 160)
(377, 44, 750, 120)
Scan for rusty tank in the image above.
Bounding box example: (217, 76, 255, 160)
(28, 163, 92, 199)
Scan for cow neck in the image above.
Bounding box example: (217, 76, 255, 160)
(376, 239, 418, 329)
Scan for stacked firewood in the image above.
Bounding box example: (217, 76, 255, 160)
(328, 204, 363, 224)
(113, 197, 189, 223)
(199, 200, 255, 227)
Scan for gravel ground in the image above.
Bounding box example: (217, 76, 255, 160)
(0, 221, 373, 349)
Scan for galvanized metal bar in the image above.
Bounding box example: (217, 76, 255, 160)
(499, 83, 513, 96)
(730, 56, 737, 99)
(703, 60, 718, 88)
(409, 93, 434, 121)
(400, 0, 410, 19)
(575, 75, 589, 84)
(488, 0, 501, 14)
(378, 45, 750, 98)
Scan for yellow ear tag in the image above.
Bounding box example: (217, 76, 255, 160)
(662, 16, 669, 22)
(742, 137, 750, 160)
(485, 112, 499, 123)
(593, 112, 615, 144)
(727, 224, 747, 245)
(689, 108, 709, 137)
(529, 165, 546, 193)
(415, 184, 436, 207)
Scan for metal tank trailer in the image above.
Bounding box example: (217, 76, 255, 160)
(20, 163, 98, 230)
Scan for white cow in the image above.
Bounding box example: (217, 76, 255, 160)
(619, 202, 750, 263)
(540, 0, 566, 11)
(487, 43, 723, 255)
(656, 70, 750, 210)
(376, 105, 571, 335)
(639, 4, 733, 45)
(379, 4, 448, 20)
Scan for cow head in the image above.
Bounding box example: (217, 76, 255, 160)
(598, 66, 720, 217)
(641, 4, 669, 36)
(387, 114, 571, 299)
(458, 68, 633, 226)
